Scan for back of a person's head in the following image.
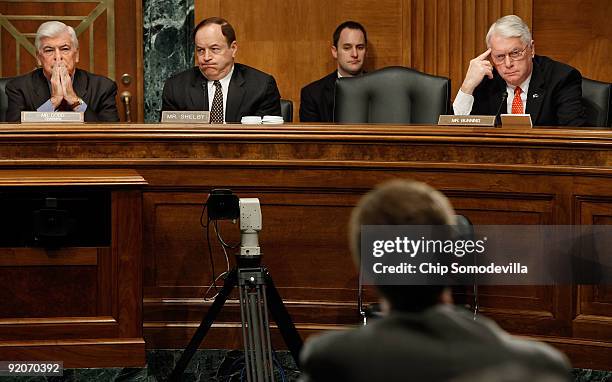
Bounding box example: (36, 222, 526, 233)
(350, 179, 456, 312)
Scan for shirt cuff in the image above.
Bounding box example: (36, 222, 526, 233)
(74, 101, 88, 113)
(36, 99, 55, 112)
(36, 99, 88, 113)
(452, 89, 474, 115)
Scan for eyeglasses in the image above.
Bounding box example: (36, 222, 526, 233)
(490, 45, 530, 64)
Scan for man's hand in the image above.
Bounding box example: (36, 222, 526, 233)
(460, 48, 493, 95)
(50, 63, 64, 109)
(59, 65, 79, 106)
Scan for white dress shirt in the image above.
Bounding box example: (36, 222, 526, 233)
(453, 74, 532, 115)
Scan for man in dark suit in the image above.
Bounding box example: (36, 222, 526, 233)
(299, 179, 571, 382)
(299, 21, 367, 122)
(453, 15, 585, 126)
(162, 17, 281, 123)
(6, 21, 119, 123)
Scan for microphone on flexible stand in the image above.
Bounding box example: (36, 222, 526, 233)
(495, 91, 508, 126)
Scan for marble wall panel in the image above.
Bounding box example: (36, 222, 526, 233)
(143, 0, 194, 122)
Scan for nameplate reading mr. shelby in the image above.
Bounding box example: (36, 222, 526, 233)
(438, 115, 496, 127)
(161, 111, 210, 124)
(21, 111, 84, 123)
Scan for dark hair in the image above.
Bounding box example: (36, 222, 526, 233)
(350, 179, 455, 312)
(332, 21, 367, 47)
(193, 17, 236, 46)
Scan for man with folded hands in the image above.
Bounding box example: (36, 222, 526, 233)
(6, 21, 119, 122)
(162, 17, 281, 123)
(453, 15, 585, 127)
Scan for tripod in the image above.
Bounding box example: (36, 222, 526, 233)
(168, 254, 303, 382)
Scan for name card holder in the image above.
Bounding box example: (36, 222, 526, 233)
(161, 111, 210, 124)
(500, 114, 533, 129)
(438, 115, 496, 127)
(21, 111, 84, 123)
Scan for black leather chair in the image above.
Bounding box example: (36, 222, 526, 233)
(334, 66, 450, 124)
(582, 77, 612, 127)
(0, 77, 12, 122)
(280, 99, 293, 122)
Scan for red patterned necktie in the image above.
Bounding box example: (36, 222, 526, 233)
(210, 80, 223, 124)
(511, 86, 523, 114)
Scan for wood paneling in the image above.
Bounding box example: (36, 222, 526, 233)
(196, 0, 533, 120)
(533, 0, 612, 83)
(0, 124, 611, 368)
(0, 169, 146, 367)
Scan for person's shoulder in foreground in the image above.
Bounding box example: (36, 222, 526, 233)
(299, 305, 571, 382)
(298, 178, 571, 382)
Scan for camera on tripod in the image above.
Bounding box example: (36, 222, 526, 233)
(170, 188, 302, 382)
(207, 189, 262, 258)
(207, 189, 240, 220)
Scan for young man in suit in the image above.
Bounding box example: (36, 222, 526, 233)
(299, 179, 571, 382)
(162, 17, 281, 123)
(299, 21, 367, 122)
(453, 15, 585, 127)
(6, 21, 119, 122)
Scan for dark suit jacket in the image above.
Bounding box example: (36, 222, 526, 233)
(5, 68, 119, 122)
(161, 64, 281, 122)
(299, 71, 337, 122)
(471, 55, 586, 126)
(299, 305, 571, 382)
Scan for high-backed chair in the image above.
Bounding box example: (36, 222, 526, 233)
(582, 77, 612, 127)
(334, 66, 450, 124)
(0, 77, 13, 122)
(280, 99, 293, 122)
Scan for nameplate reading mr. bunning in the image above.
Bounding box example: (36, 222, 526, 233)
(21, 111, 84, 123)
(161, 111, 210, 124)
(438, 115, 496, 127)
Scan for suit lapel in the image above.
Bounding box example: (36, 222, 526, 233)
(73, 69, 88, 101)
(324, 72, 337, 121)
(189, 68, 208, 110)
(31, 69, 51, 109)
(525, 61, 545, 122)
(226, 65, 245, 121)
(490, 74, 508, 116)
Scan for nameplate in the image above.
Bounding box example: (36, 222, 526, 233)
(21, 111, 84, 123)
(437, 115, 496, 127)
(161, 111, 210, 124)
(500, 114, 532, 129)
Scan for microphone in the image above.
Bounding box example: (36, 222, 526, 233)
(495, 91, 508, 125)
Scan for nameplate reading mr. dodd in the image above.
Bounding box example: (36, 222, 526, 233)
(438, 115, 496, 127)
(161, 111, 210, 124)
(21, 111, 84, 123)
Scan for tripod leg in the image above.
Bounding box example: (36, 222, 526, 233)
(263, 269, 303, 368)
(168, 269, 238, 382)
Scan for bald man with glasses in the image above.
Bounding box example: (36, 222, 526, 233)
(453, 15, 585, 127)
